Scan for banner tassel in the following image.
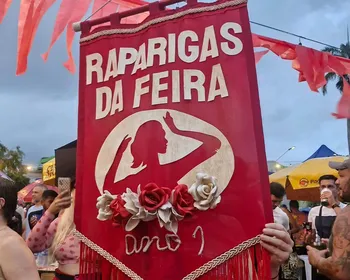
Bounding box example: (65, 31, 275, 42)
(79, 242, 270, 280)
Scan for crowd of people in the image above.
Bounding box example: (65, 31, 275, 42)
(270, 158, 350, 280)
(0, 158, 349, 279)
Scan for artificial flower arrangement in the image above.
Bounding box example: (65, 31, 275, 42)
(96, 173, 221, 234)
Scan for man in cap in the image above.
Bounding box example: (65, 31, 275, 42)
(307, 158, 350, 280)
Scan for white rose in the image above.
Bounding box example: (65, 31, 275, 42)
(188, 173, 221, 211)
(122, 186, 156, 231)
(157, 202, 181, 234)
(96, 191, 116, 221)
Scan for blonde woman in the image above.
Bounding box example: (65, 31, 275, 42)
(27, 182, 79, 280)
(0, 180, 40, 280)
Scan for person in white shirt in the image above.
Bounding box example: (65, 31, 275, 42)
(307, 175, 346, 244)
(270, 182, 290, 231)
(306, 174, 346, 280)
(24, 184, 47, 240)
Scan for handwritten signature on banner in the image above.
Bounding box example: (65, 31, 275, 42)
(125, 226, 205, 256)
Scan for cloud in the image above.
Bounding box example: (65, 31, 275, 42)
(0, 0, 80, 164)
(0, 0, 79, 101)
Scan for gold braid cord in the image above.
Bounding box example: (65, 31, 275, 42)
(80, 0, 247, 43)
(74, 229, 143, 280)
(182, 236, 260, 280)
(74, 229, 261, 280)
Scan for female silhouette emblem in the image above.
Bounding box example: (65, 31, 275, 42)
(103, 112, 222, 192)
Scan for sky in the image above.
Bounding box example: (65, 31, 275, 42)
(0, 0, 349, 167)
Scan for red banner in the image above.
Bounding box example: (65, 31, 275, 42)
(76, 0, 271, 279)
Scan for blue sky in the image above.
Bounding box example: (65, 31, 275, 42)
(0, 0, 349, 166)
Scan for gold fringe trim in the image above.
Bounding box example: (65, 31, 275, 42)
(73, 229, 261, 280)
(80, 0, 247, 43)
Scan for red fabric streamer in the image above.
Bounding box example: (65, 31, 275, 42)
(332, 77, 350, 119)
(9, 0, 350, 122)
(42, 0, 147, 73)
(252, 34, 296, 60)
(16, 0, 35, 75)
(0, 0, 13, 24)
(62, 0, 92, 73)
(92, 0, 148, 20)
(76, 0, 271, 279)
(41, 0, 91, 72)
(118, 4, 148, 24)
(41, 0, 77, 62)
(254, 50, 269, 64)
(113, 0, 149, 24)
(253, 33, 350, 119)
(16, 0, 57, 75)
(92, 0, 118, 19)
(91, 0, 148, 31)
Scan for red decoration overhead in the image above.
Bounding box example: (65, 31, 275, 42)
(253, 34, 350, 119)
(254, 50, 269, 64)
(0, 0, 12, 24)
(1, 0, 349, 117)
(332, 78, 350, 119)
(1, 0, 147, 75)
(41, 0, 91, 73)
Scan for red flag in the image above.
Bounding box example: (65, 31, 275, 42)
(75, 0, 271, 279)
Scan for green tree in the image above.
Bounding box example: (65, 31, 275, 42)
(0, 142, 29, 188)
(322, 42, 350, 155)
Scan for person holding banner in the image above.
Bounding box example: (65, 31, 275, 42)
(261, 223, 295, 279)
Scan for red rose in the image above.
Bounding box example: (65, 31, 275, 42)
(139, 183, 171, 212)
(109, 196, 131, 226)
(171, 184, 195, 216)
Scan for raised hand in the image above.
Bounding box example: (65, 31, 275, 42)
(119, 135, 132, 152)
(163, 112, 177, 132)
(47, 190, 72, 215)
